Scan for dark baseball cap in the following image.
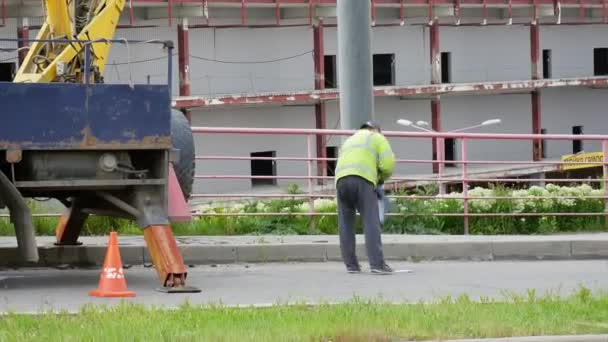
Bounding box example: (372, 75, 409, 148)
(360, 121, 381, 132)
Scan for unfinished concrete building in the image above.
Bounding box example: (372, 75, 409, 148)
(1, 0, 607, 194)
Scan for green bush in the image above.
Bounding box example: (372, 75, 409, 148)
(384, 183, 606, 235)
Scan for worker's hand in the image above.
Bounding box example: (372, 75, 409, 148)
(376, 184, 384, 199)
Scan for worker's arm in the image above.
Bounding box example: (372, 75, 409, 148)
(373, 133, 396, 182)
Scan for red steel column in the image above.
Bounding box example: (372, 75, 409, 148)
(314, 19, 327, 184)
(17, 17, 29, 67)
(530, 23, 542, 161)
(178, 18, 192, 122)
(430, 20, 442, 173)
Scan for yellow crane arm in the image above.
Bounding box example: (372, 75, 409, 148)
(14, 0, 126, 83)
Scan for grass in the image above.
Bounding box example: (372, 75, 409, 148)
(1, 288, 607, 341)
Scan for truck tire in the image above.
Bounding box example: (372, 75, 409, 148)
(171, 109, 195, 200)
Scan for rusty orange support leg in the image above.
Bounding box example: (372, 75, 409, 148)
(55, 206, 88, 245)
(143, 225, 191, 290)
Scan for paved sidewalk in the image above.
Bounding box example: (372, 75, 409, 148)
(0, 233, 607, 267)
(2, 260, 607, 313)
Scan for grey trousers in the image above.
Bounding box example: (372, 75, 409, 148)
(336, 175, 386, 269)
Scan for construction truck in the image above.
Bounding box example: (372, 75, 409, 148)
(2, 0, 199, 292)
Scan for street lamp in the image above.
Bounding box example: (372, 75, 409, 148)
(398, 118, 502, 133)
(396, 119, 434, 132)
(396, 117, 502, 194)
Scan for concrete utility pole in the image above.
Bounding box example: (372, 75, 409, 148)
(337, 0, 374, 130)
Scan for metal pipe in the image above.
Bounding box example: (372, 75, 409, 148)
(174, 76, 608, 109)
(196, 156, 337, 161)
(4, 193, 607, 215)
(167, 40, 174, 98)
(307, 134, 315, 232)
(390, 177, 607, 182)
(17, 18, 29, 66)
(430, 20, 442, 174)
(0, 171, 38, 263)
(0, 38, 168, 45)
(184, 21, 608, 30)
(371, 0, 377, 26)
(461, 139, 469, 234)
(195, 155, 604, 166)
(189, 194, 608, 200)
(437, 136, 445, 194)
(531, 22, 540, 76)
(168, 0, 173, 26)
(178, 17, 192, 122)
(127, 0, 608, 6)
(188, 212, 608, 217)
(191, 193, 335, 198)
(276, 0, 281, 26)
(531, 23, 543, 161)
(313, 19, 327, 183)
(191, 126, 608, 141)
(12, 209, 608, 219)
(603, 140, 608, 228)
(129, 0, 134, 26)
(84, 43, 91, 84)
(241, 0, 246, 25)
(337, 0, 374, 130)
(97, 192, 141, 217)
(194, 175, 608, 183)
(195, 175, 333, 180)
(532, 91, 542, 160)
(308, 0, 313, 25)
(194, 173, 608, 183)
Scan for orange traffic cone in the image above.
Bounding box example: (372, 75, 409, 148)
(89, 232, 136, 298)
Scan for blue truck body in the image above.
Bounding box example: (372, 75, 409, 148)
(0, 82, 171, 150)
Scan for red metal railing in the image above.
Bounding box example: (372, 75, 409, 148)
(189, 127, 608, 234)
(7, 127, 608, 235)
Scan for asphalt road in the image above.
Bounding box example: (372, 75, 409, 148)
(0, 260, 607, 313)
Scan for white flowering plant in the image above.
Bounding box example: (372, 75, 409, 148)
(186, 183, 606, 236)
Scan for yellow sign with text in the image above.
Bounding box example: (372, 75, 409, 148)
(560, 152, 604, 171)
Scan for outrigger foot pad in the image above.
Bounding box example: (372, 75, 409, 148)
(156, 286, 201, 293)
(144, 225, 201, 293)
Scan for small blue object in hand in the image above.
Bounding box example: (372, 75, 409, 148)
(377, 184, 387, 225)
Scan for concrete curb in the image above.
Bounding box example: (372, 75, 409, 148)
(408, 335, 608, 342)
(0, 234, 607, 267)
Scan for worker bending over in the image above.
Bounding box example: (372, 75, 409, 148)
(335, 121, 396, 274)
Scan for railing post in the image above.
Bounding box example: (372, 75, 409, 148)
(313, 19, 327, 185)
(17, 17, 29, 67)
(438, 136, 446, 195)
(307, 134, 316, 233)
(461, 139, 469, 234)
(178, 17, 192, 122)
(603, 140, 608, 229)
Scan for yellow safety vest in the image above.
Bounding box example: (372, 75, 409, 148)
(335, 129, 396, 186)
